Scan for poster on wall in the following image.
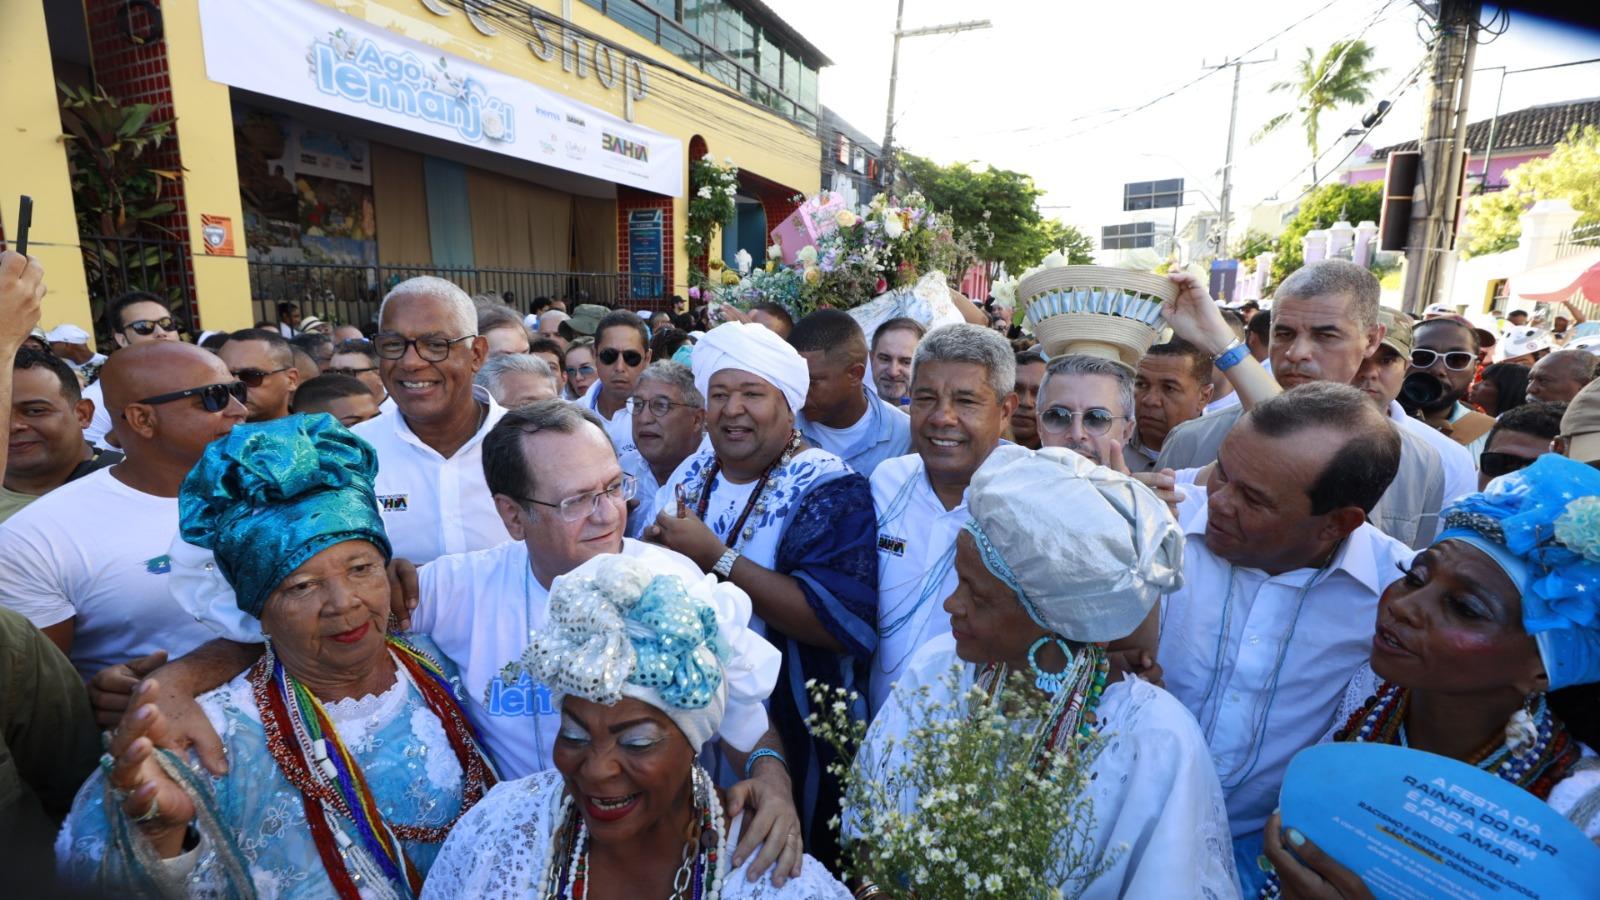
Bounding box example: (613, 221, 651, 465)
(235, 107, 377, 266)
(628, 209, 663, 300)
(199, 0, 683, 198)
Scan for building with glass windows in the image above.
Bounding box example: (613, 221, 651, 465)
(8, 0, 829, 339)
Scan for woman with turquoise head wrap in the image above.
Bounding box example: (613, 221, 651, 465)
(58, 414, 498, 899)
(423, 553, 850, 899)
(1263, 453, 1600, 899)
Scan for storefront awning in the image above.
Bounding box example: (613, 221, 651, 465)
(1510, 249, 1600, 303)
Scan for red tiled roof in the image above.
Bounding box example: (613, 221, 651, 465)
(1370, 97, 1600, 161)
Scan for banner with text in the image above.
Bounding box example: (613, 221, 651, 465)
(199, 0, 683, 197)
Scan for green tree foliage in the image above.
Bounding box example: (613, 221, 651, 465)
(897, 153, 1092, 276)
(1463, 125, 1600, 258)
(1271, 182, 1383, 284)
(1230, 229, 1278, 272)
(1254, 39, 1385, 183)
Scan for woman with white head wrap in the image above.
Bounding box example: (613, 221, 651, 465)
(852, 445, 1239, 899)
(646, 321, 880, 864)
(423, 553, 851, 899)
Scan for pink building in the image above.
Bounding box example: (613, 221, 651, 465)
(1342, 97, 1600, 191)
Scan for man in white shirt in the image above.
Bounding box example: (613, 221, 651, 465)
(354, 276, 508, 565)
(869, 323, 1017, 712)
(1156, 383, 1412, 884)
(788, 309, 911, 480)
(1353, 308, 1477, 501)
(0, 342, 246, 677)
(620, 361, 704, 538)
(577, 310, 650, 456)
(45, 324, 107, 375)
(1410, 316, 1499, 462)
(869, 317, 924, 406)
(82, 291, 181, 448)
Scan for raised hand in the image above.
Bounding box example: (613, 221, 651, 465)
(105, 680, 199, 858)
(1163, 271, 1236, 357)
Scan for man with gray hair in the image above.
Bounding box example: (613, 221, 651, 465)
(1155, 260, 1447, 548)
(1034, 354, 1137, 467)
(352, 275, 507, 563)
(621, 360, 705, 537)
(868, 323, 1017, 712)
(475, 353, 560, 409)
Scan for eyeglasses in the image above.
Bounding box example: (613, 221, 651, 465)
(326, 366, 378, 377)
(1410, 348, 1477, 372)
(371, 333, 475, 361)
(134, 381, 248, 412)
(514, 474, 636, 522)
(1479, 450, 1538, 479)
(565, 363, 596, 378)
(1038, 406, 1126, 436)
(597, 348, 644, 367)
(230, 366, 293, 387)
(627, 396, 696, 417)
(123, 317, 177, 336)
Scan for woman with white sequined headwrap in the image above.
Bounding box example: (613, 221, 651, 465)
(423, 553, 850, 899)
(851, 445, 1239, 899)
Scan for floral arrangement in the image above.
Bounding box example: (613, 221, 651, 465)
(686, 154, 739, 288)
(711, 191, 981, 321)
(807, 670, 1118, 899)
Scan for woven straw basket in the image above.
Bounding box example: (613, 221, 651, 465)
(1018, 267, 1177, 367)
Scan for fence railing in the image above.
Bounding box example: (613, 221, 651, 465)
(1554, 222, 1600, 261)
(80, 234, 198, 343)
(247, 261, 667, 329)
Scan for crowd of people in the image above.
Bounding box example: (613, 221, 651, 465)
(2, 244, 1600, 899)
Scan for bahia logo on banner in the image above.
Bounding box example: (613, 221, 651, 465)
(311, 28, 515, 145)
(601, 132, 649, 163)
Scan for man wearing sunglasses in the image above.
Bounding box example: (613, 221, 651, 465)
(1036, 354, 1138, 468)
(1477, 401, 1564, 491)
(579, 310, 652, 456)
(81, 291, 182, 449)
(217, 329, 300, 422)
(327, 337, 389, 407)
(1408, 316, 1496, 462)
(0, 342, 244, 679)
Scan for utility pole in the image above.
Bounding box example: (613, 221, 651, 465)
(1401, 0, 1481, 315)
(881, 2, 990, 190)
(1204, 53, 1275, 259)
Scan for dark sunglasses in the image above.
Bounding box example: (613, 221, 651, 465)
(1479, 451, 1538, 479)
(1038, 406, 1126, 436)
(135, 381, 248, 412)
(1411, 348, 1476, 372)
(123, 316, 177, 336)
(597, 348, 644, 367)
(231, 366, 292, 387)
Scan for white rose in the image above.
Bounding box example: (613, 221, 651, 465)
(882, 214, 905, 240)
(767, 243, 783, 260)
(1040, 249, 1068, 269)
(797, 245, 818, 265)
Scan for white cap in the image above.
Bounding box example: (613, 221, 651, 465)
(46, 324, 91, 345)
(1423, 303, 1455, 319)
(1500, 325, 1552, 361)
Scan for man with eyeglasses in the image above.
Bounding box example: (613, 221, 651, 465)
(1477, 400, 1564, 491)
(580, 310, 652, 456)
(343, 276, 504, 566)
(1352, 310, 1476, 500)
(0, 342, 245, 679)
(81, 291, 182, 449)
(326, 337, 390, 408)
(217, 329, 300, 422)
(1408, 316, 1497, 462)
(1035, 354, 1138, 468)
(620, 361, 706, 538)
(788, 309, 910, 479)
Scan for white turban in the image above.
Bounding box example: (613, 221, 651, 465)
(691, 322, 809, 414)
(965, 445, 1184, 642)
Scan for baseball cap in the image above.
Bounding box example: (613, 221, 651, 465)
(1499, 326, 1551, 362)
(46, 324, 91, 345)
(1423, 303, 1456, 319)
(1378, 308, 1413, 356)
(1560, 379, 1600, 464)
(564, 303, 609, 337)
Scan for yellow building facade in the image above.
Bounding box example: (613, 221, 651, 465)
(16, 0, 824, 340)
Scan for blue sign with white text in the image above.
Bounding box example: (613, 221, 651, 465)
(629, 208, 663, 300)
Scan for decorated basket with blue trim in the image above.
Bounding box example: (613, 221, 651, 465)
(1019, 266, 1175, 367)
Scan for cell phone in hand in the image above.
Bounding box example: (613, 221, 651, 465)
(15, 196, 32, 256)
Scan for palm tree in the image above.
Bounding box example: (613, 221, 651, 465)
(1254, 39, 1386, 183)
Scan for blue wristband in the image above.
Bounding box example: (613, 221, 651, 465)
(744, 747, 787, 780)
(1214, 341, 1250, 373)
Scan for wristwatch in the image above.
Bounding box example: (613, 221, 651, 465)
(712, 548, 741, 579)
(1212, 337, 1250, 372)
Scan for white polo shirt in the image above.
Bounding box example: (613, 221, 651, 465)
(579, 380, 635, 457)
(1158, 485, 1413, 837)
(0, 467, 215, 677)
(867, 453, 970, 714)
(1389, 400, 1475, 502)
(352, 385, 510, 565)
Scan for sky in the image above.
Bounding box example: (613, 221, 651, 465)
(767, 0, 1600, 251)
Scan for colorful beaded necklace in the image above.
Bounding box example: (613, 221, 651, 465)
(976, 643, 1111, 769)
(252, 635, 498, 899)
(540, 764, 728, 899)
(691, 429, 803, 549)
(1258, 682, 1581, 899)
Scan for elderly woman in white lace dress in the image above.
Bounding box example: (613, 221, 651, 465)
(854, 446, 1241, 898)
(423, 553, 850, 899)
